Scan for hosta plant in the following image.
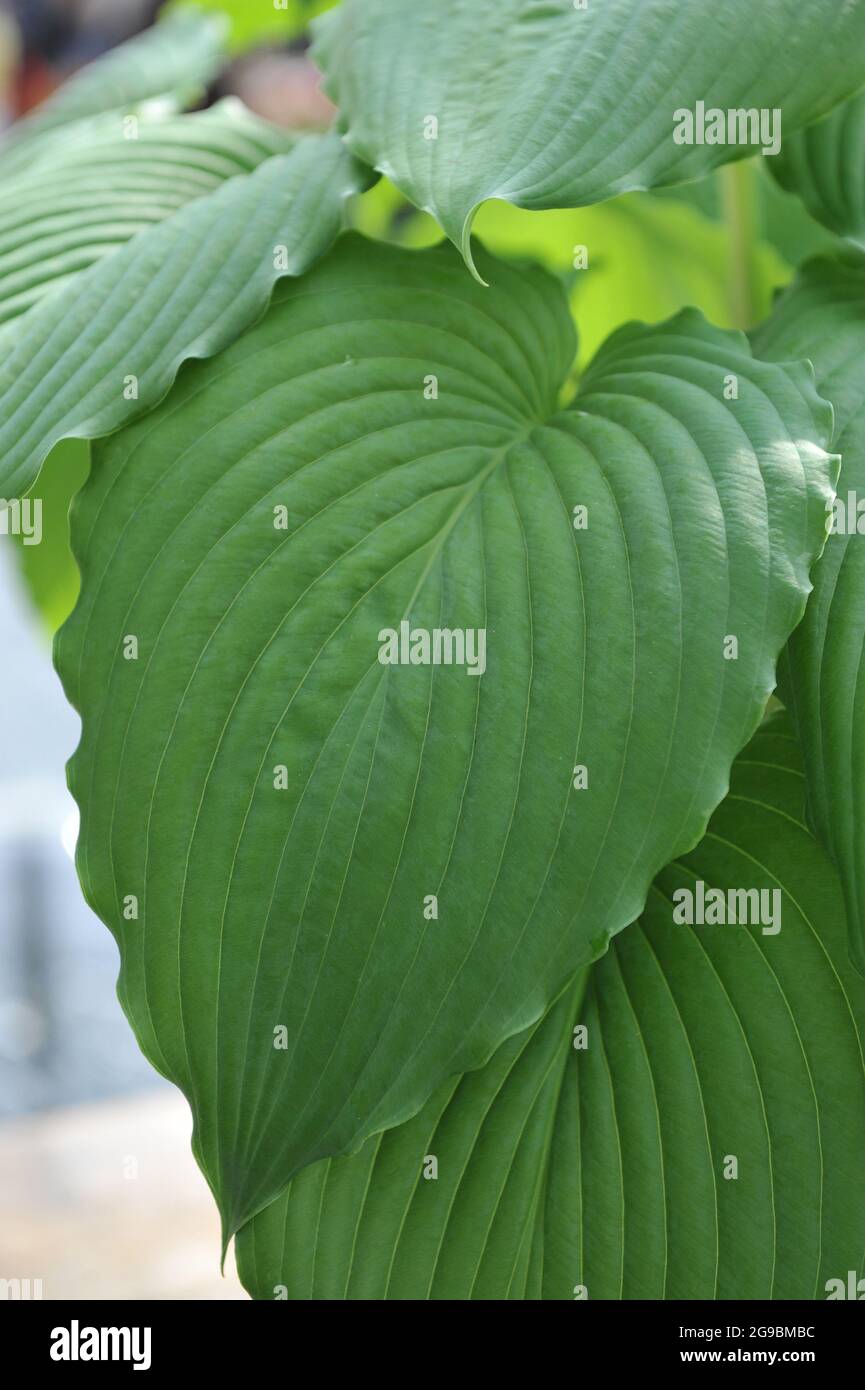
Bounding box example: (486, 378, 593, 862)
(4, 0, 865, 1301)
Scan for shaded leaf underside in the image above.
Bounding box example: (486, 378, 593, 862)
(770, 92, 865, 247)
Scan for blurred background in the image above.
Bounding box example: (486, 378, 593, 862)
(0, 0, 336, 129)
(0, 0, 842, 1301)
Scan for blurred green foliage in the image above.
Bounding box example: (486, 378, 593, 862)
(161, 0, 336, 52)
(14, 439, 88, 635)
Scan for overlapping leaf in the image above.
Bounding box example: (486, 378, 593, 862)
(0, 101, 295, 326)
(236, 717, 865, 1300)
(753, 253, 865, 974)
(0, 132, 371, 503)
(770, 93, 865, 247)
(313, 0, 865, 275)
(0, 9, 226, 174)
(470, 186, 789, 363)
(54, 233, 836, 1240)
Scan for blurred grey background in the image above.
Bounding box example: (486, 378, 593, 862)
(0, 543, 159, 1119)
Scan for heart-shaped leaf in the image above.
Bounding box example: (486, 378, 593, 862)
(313, 0, 865, 276)
(54, 234, 836, 1239)
(235, 715, 865, 1300)
(769, 93, 865, 247)
(0, 133, 371, 504)
(0, 101, 295, 327)
(753, 252, 865, 975)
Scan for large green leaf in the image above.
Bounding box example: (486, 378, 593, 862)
(0, 133, 371, 503)
(313, 0, 865, 277)
(769, 93, 865, 247)
(0, 10, 227, 173)
(54, 233, 835, 1241)
(235, 715, 865, 1300)
(753, 253, 865, 975)
(0, 101, 294, 326)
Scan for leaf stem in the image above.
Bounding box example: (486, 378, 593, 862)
(722, 158, 758, 330)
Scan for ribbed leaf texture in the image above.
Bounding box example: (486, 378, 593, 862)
(753, 252, 865, 976)
(54, 234, 836, 1241)
(0, 133, 372, 502)
(0, 9, 226, 174)
(770, 92, 865, 246)
(236, 717, 865, 1300)
(313, 0, 865, 275)
(0, 101, 295, 326)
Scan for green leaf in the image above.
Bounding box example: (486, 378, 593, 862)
(769, 93, 865, 247)
(0, 100, 295, 326)
(235, 715, 865, 1300)
(0, 132, 371, 503)
(54, 233, 836, 1241)
(313, 0, 865, 277)
(0, 11, 227, 173)
(752, 253, 865, 975)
